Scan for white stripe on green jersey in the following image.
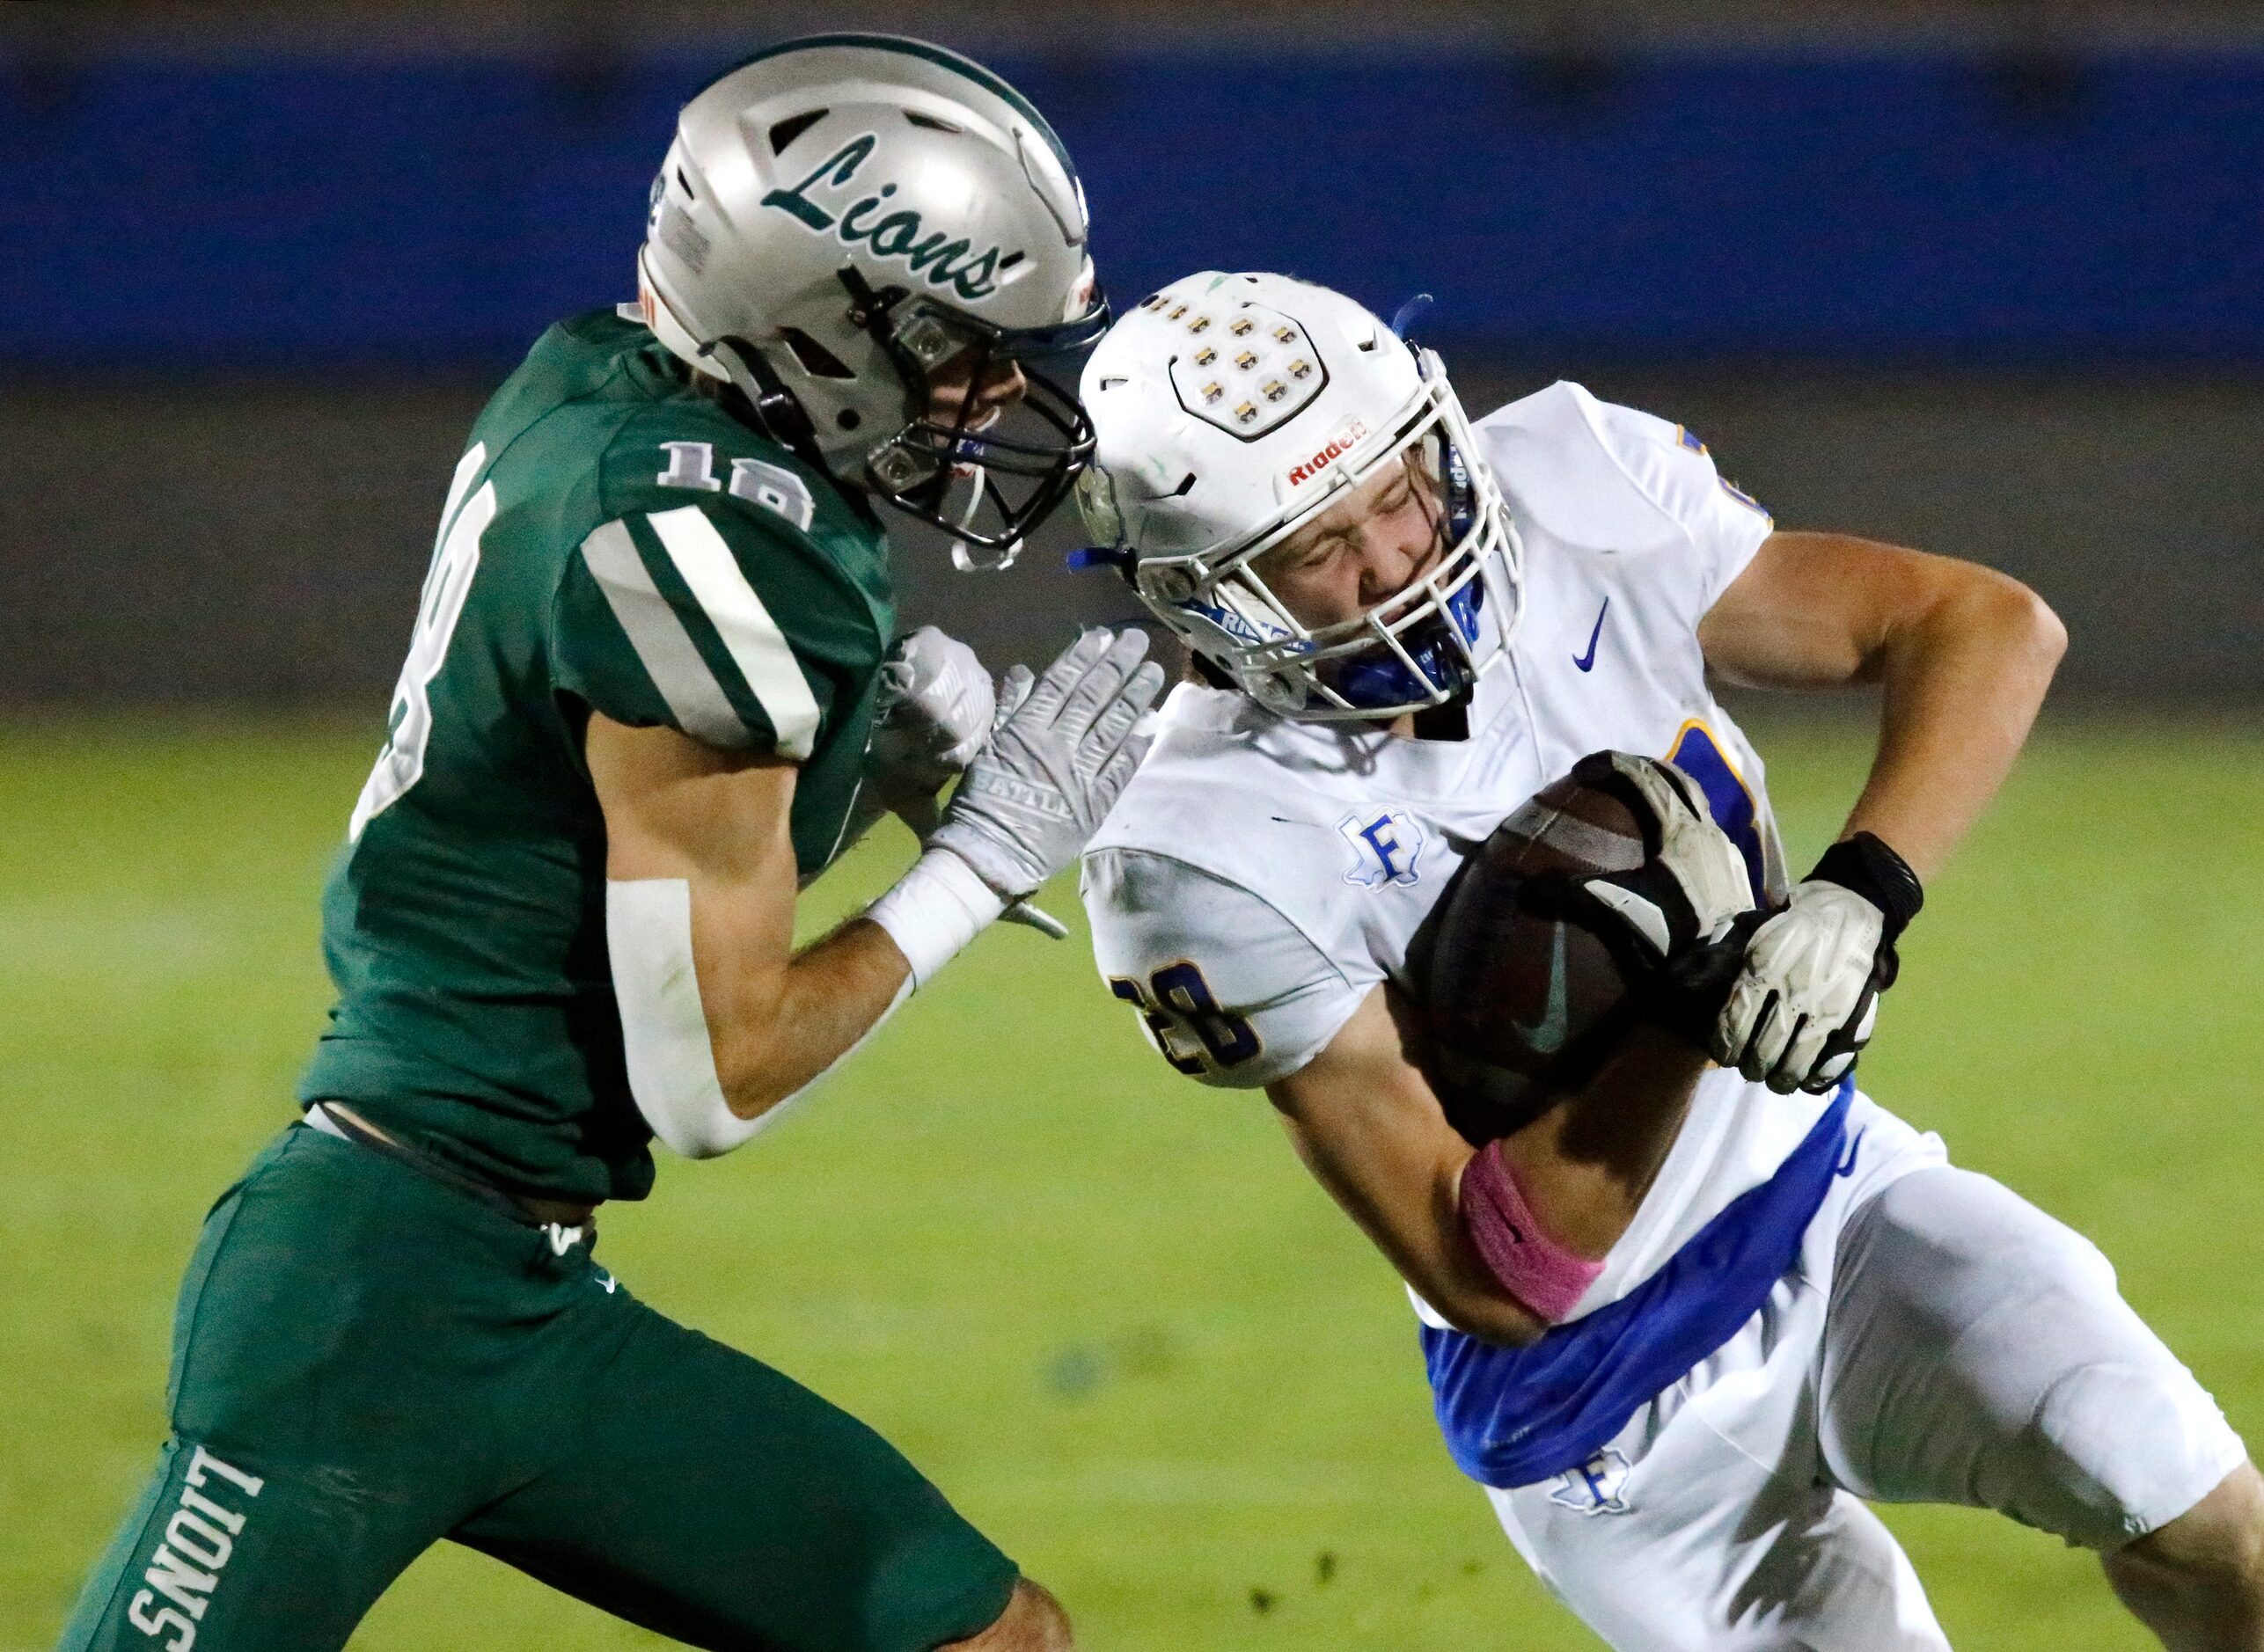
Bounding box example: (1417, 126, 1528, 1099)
(645, 505, 824, 760)
(578, 517, 750, 751)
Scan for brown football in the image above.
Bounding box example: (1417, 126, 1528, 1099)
(1419, 768, 1649, 1145)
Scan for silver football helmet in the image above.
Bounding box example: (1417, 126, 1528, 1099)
(638, 34, 1108, 564)
(1076, 272, 1524, 721)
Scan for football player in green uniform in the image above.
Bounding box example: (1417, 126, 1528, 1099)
(60, 36, 1160, 1652)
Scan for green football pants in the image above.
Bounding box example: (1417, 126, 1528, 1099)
(58, 1122, 1020, 1652)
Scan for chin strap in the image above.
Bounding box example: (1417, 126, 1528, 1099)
(946, 469, 1022, 571)
(638, 250, 842, 489)
(702, 333, 839, 482)
(951, 540, 1021, 573)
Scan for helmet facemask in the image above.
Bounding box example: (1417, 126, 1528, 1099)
(1132, 353, 1524, 721)
(842, 267, 1107, 568)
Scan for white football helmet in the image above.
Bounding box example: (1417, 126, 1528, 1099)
(1076, 272, 1523, 720)
(638, 34, 1108, 564)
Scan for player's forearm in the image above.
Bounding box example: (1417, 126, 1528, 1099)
(1843, 568, 2065, 881)
(1275, 1107, 1550, 1349)
(1410, 1034, 1707, 1347)
(698, 837, 1022, 1118)
(1496, 1027, 1709, 1259)
(608, 861, 913, 1156)
(1273, 988, 1690, 1349)
(701, 915, 913, 1120)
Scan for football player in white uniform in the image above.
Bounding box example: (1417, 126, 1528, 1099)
(1073, 271, 2264, 1649)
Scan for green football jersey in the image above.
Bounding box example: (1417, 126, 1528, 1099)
(299, 310, 895, 1203)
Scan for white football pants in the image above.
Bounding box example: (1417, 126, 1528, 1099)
(1483, 1096, 2246, 1651)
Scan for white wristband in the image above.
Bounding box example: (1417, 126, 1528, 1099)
(866, 847, 1007, 989)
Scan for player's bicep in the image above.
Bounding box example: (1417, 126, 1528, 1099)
(586, 713, 807, 1157)
(585, 713, 799, 913)
(1699, 529, 1968, 691)
(1267, 985, 1462, 1187)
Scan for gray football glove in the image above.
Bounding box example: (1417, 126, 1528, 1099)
(931, 627, 1165, 901)
(1518, 751, 1757, 1050)
(1713, 832, 1923, 1094)
(1544, 751, 1755, 961)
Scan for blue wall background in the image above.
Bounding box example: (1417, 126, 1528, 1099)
(1, 45, 2258, 367)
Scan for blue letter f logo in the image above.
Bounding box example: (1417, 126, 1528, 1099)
(1337, 808, 1425, 889)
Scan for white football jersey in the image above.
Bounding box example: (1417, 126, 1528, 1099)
(1081, 379, 1836, 1318)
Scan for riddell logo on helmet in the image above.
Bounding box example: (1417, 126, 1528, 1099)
(1286, 420, 1370, 488)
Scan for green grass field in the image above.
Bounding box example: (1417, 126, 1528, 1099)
(4, 713, 2260, 1651)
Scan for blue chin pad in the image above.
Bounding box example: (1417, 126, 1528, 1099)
(1324, 577, 1486, 710)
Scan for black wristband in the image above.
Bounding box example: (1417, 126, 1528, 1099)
(1807, 831, 1923, 942)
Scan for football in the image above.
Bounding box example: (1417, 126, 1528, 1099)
(1419, 767, 1651, 1145)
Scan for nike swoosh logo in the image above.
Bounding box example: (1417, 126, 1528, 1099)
(1834, 1129, 1865, 1178)
(1510, 922, 1572, 1056)
(1572, 597, 1610, 672)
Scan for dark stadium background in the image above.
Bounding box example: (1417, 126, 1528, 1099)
(3, 0, 2259, 706)
(4, 5, 2260, 1651)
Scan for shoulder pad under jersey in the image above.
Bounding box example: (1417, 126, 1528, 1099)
(1474, 380, 1774, 579)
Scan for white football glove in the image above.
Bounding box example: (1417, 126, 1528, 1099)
(866, 627, 1074, 939)
(931, 627, 1164, 902)
(866, 625, 993, 818)
(1713, 832, 1923, 1094)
